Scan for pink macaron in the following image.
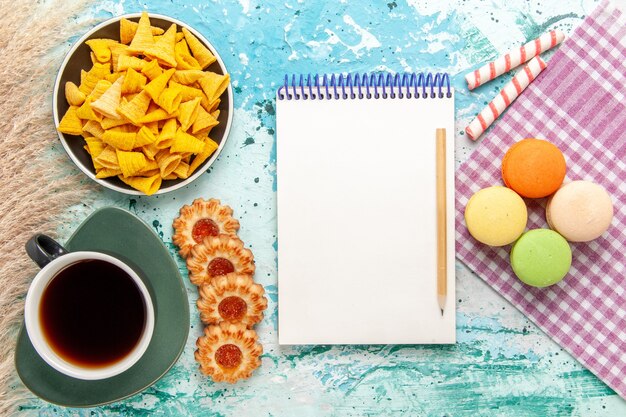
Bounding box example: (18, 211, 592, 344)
(546, 180, 614, 242)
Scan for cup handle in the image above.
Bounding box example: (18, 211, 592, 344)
(25, 234, 69, 268)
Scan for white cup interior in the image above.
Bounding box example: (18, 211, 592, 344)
(24, 252, 155, 380)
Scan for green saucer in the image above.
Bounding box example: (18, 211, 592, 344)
(15, 207, 189, 407)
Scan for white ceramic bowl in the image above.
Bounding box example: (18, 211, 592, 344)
(53, 13, 233, 195)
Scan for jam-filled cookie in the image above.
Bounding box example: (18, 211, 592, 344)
(195, 322, 263, 383)
(197, 273, 267, 327)
(187, 235, 255, 286)
(173, 198, 240, 258)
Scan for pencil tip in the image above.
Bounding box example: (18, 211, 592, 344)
(440, 308, 444, 317)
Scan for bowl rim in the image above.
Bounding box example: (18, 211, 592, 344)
(52, 12, 233, 196)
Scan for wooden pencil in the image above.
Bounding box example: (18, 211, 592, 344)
(436, 128, 447, 316)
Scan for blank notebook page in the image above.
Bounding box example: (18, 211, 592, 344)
(277, 83, 455, 345)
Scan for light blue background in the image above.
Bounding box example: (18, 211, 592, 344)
(17, 0, 626, 416)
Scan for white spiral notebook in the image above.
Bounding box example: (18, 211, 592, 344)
(276, 73, 456, 345)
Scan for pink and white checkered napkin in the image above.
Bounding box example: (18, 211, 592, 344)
(455, 0, 626, 398)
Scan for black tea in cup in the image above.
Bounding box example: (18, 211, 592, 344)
(39, 259, 146, 368)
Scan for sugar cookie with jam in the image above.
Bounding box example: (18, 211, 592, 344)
(173, 198, 240, 258)
(187, 235, 255, 286)
(197, 273, 267, 327)
(195, 322, 262, 383)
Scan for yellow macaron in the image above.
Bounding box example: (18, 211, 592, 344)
(465, 186, 528, 246)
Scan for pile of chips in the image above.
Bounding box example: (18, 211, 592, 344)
(57, 12, 230, 195)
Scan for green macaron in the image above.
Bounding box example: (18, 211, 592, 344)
(510, 229, 572, 287)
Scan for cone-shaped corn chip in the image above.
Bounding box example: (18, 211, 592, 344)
(174, 40, 201, 70)
(154, 137, 175, 151)
(89, 80, 113, 101)
(198, 72, 229, 105)
(100, 117, 128, 130)
(117, 90, 151, 125)
(112, 123, 138, 133)
(139, 169, 161, 177)
(134, 125, 158, 147)
(142, 143, 159, 160)
(193, 128, 214, 139)
(96, 167, 122, 179)
(155, 32, 184, 43)
(200, 95, 210, 111)
(171, 70, 205, 85)
(92, 61, 111, 76)
(57, 106, 83, 135)
(105, 72, 123, 84)
(90, 62, 110, 78)
(84, 137, 106, 158)
(156, 150, 182, 178)
(89, 52, 99, 65)
(102, 129, 136, 151)
(117, 149, 148, 177)
(82, 119, 105, 138)
(139, 107, 177, 124)
(137, 155, 159, 170)
(172, 161, 190, 179)
(192, 105, 219, 134)
(193, 130, 209, 142)
(109, 43, 129, 70)
(94, 146, 119, 169)
(65, 81, 85, 106)
(169, 81, 204, 102)
(144, 24, 177, 68)
(120, 174, 162, 195)
(121, 68, 147, 94)
(128, 12, 155, 55)
(141, 59, 163, 80)
(177, 97, 201, 131)
(117, 55, 146, 72)
(155, 118, 177, 149)
(171, 128, 204, 153)
(78, 62, 111, 95)
(90, 155, 104, 170)
(91, 76, 124, 119)
(182, 27, 216, 69)
(200, 96, 220, 112)
(211, 109, 220, 120)
(188, 137, 219, 176)
(76, 97, 102, 122)
(146, 101, 160, 114)
(120, 18, 164, 45)
(145, 120, 160, 135)
(144, 68, 175, 101)
(155, 86, 182, 114)
(145, 100, 160, 115)
(120, 18, 138, 45)
(85, 39, 117, 63)
(85, 142, 93, 153)
(137, 158, 159, 175)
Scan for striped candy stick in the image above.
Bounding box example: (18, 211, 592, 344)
(465, 29, 563, 90)
(465, 56, 547, 141)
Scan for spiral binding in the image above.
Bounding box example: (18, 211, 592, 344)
(277, 72, 452, 100)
